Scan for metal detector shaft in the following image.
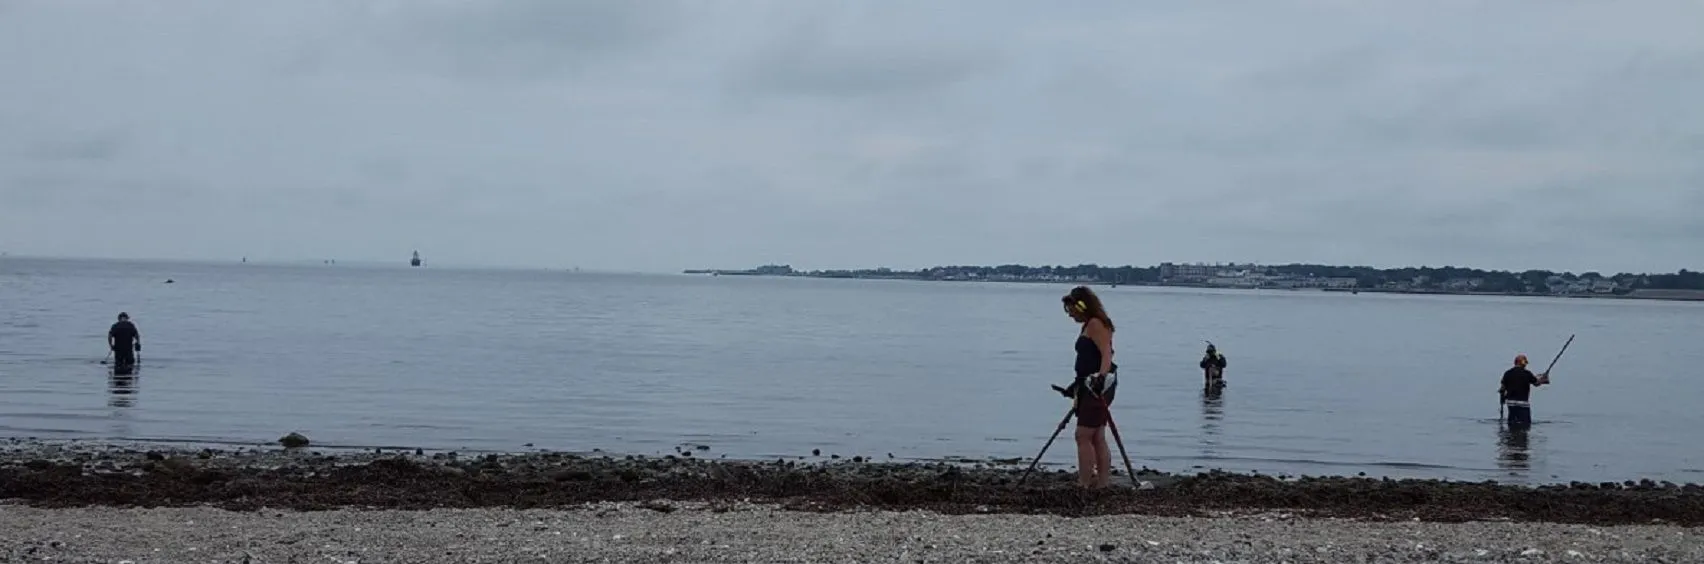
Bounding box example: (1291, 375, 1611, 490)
(1104, 413, 1140, 486)
(1018, 407, 1075, 485)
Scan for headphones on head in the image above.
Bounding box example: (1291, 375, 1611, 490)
(1063, 289, 1089, 313)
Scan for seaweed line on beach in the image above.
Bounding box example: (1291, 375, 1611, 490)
(3, 443, 1702, 527)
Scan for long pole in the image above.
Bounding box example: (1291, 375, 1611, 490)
(1541, 334, 1576, 377)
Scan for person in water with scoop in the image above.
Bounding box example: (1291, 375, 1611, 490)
(1200, 342, 1227, 389)
(1500, 353, 1549, 427)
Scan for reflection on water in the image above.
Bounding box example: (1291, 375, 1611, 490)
(107, 373, 137, 409)
(1497, 425, 1534, 476)
(1199, 387, 1224, 456)
(108, 372, 137, 438)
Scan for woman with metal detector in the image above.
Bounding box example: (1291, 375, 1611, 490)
(1044, 286, 1137, 488)
(1019, 287, 1140, 487)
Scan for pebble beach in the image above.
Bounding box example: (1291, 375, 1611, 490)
(5, 503, 1701, 563)
(3, 439, 1702, 562)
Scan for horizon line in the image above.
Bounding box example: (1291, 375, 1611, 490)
(0, 254, 670, 276)
(3, 253, 1695, 277)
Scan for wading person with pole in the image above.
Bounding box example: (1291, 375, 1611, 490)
(1499, 354, 1549, 427)
(1499, 334, 1572, 426)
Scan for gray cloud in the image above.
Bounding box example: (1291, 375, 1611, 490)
(376, 1, 685, 80)
(1, 0, 1700, 273)
(740, 39, 999, 100)
(16, 129, 130, 162)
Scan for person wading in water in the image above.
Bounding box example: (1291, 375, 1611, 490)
(1052, 286, 1119, 489)
(1500, 353, 1549, 427)
(1199, 343, 1226, 389)
(108, 312, 141, 370)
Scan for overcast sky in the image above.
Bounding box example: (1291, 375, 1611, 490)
(2, 1, 1700, 274)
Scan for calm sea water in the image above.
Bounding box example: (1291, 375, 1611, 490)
(2, 257, 1701, 485)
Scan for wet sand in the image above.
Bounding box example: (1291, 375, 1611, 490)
(3, 440, 1702, 526)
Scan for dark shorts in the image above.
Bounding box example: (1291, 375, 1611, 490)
(113, 346, 135, 366)
(1075, 374, 1117, 428)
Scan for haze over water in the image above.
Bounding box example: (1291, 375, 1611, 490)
(2, 257, 1701, 485)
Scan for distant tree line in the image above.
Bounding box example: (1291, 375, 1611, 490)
(1263, 264, 1704, 292)
(807, 264, 1162, 283)
(789, 263, 1704, 292)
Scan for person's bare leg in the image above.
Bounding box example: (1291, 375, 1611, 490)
(1074, 426, 1097, 487)
(1093, 428, 1112, 488)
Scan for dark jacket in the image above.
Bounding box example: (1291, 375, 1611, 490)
(109, 320, 140, 349)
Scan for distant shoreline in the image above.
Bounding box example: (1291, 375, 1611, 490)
(683, 271, 1704, 302)
(1315, 286, 1704, 302)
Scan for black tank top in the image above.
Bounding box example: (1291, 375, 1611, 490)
(1074, 334, 1103, 376)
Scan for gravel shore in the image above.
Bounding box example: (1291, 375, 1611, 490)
(5, 440, 1703, 562)
(3, 502, 1700, 563)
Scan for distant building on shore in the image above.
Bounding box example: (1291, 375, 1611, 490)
(1160, 262, 1219, 282)
(1161, 262, 1263, 284)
